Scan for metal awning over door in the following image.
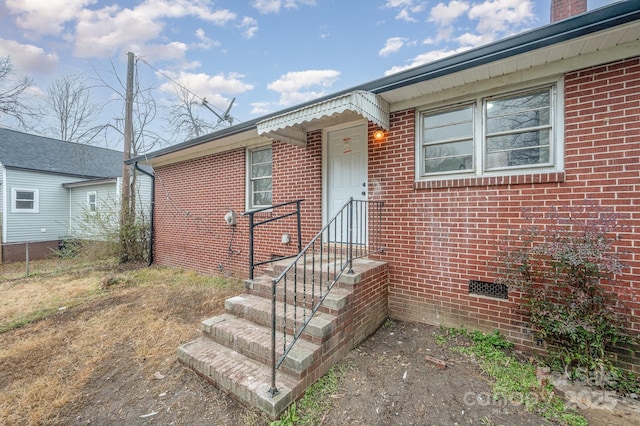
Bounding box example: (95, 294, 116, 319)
(256, 90, 390, 146)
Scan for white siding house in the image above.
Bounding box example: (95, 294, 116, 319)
(0, 128, 152, 262)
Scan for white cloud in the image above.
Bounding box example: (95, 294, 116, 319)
(252, 0, 315, 14)
(194, 29, 220, 50)
(384, 46, 471, 75)
(0, 39, 58, 74)
(158, 70, 254, 112)
(384, 0, 427, 22)
(5, 0, 94, 37)
(429, 1, 469, 26)
(159, 71, 254, 96)
(468, 0, 533, 34)
(384, 0, 415, 8)
(72, 1, 237, 60)
(7, 0, 238, 63)
(252, 0, 280, 14)
(240, 17, 259, 39)
(249, 101, 271, 115)
(267, 69, 340, 106)
(379, 37, 407, 57)
(457, 32, 495, 47)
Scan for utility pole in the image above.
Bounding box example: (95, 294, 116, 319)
(122, 52, 134, 213)
(120, 51, 135, 260)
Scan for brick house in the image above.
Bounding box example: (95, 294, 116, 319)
(129, 0, 640, 415)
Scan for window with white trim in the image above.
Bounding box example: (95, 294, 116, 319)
(418, 85, 558, 179)
(87, 191, 97, 212)
(248, 146, 272, 209)
(12, 188, 39, 213)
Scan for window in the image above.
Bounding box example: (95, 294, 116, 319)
(248, 146, 272, 209)
(418, 85, 558, 179)
(422, 105, 474, 174)
(12, 188, 39, 213)
(87, 191, 97, 212)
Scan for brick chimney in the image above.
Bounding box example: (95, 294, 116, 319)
(551, 0, 587, 23)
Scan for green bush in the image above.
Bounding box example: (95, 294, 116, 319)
(496, 201, 634, 387)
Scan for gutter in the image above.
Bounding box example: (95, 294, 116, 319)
(134, 162, 155, 266)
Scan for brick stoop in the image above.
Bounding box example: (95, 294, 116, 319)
(177, 257, 388, 419)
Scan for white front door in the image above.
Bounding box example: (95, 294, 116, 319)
(326, 123, 367, 242)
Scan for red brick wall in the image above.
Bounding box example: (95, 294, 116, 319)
(153, 135, 324, 278)
(372, 57, 640, 371)
(550, 0, 586, 23)
(152, 57, 639, 370)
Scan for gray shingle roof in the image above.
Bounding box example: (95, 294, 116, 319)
(0, 128, 124, 179)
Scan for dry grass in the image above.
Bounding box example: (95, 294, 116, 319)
(0, 258, 244, 425)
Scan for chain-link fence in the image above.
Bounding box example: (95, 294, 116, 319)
(0, 240, 67, 278)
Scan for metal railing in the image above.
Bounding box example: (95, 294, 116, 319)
(242, 199, 304, 280)
(267, 198, 384, 397)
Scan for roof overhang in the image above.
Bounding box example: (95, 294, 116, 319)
(63, 178, 118, 188)
(256, 90, 390, 146)
(131, 127, 272, 168)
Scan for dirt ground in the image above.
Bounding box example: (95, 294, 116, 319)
(1, 260, 639, 426)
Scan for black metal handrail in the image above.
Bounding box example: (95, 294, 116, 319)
(267, 198, 384, 397)
(242, 199, 304, 280)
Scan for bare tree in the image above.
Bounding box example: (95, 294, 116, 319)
(0, 56, 34, 127)
(46, 71, 103, 144)
(91, 55, 166, 262)
(91, 57, 166, 156)
(165, 84, 218, 141)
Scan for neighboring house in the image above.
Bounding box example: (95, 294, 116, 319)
(127, 0, 640, 413)
(0, 128, 152, 262)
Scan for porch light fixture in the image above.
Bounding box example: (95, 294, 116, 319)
(373, 127, 385, 140)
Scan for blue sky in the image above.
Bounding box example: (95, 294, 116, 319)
(0, 0, 620, 137)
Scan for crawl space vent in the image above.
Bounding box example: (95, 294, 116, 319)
(469, 280, 508, 300)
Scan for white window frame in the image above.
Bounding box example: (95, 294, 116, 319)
(87, 191, 97, 213)
(11, 188, 39, 213)
(416, 80, 563, 181)
(246, 145, 273, 210)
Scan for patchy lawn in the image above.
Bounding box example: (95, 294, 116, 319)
(2, 258, 638, 426)
(0, 258, 264, 425)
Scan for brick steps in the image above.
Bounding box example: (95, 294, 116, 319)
(224, 293, 337, 342)
(177, 337, 296, 417)
(248, 275, 351, 314)
(178, 257, 389, 419)
(201, 313, 318, 379)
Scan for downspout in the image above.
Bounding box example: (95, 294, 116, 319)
(134, 162, 155, 266)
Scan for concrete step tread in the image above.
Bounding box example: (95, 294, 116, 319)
(202, 313, 319, 375)
(225, 293, 336, 339)
(178, 337, 297, 417)
(249, 278, 352, 311)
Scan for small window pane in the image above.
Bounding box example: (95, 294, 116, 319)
(487, 108, 550, 133)
(252, 163, 272, 178)
(16, 191, 34, 201)
(16, 200, 34, 209)
(423, 140, 473, 173)
(421, 106, 473, 175)
(487, 90, 550, 117)
(253, 178, 272, 192)
(486, 130, 550, 168)
(253, 191, 272, 207)
(252, 148, 272, 165)
(424, 108, 473, 142)
(249, 147, 272, 208)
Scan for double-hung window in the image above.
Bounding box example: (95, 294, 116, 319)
(418, 84, 558, 179)
(87, 191, 97, 213)
(12, 188, 39, 213)
(248, 146, 272, 209)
